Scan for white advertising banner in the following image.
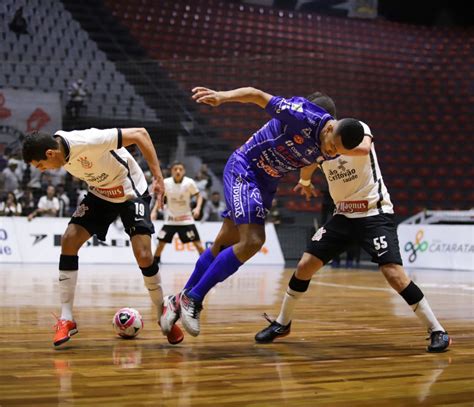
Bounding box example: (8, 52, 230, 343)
(398, 224, 474, 271)
(0, 88, 62, 153)
(0, 217, 284, 265)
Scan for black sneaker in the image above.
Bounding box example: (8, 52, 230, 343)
(255, 313, 291, 343)
(427, 331, 451, 353)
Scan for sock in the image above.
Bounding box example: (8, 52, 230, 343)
(188, 246, 242, 302)
(412, 297, 444, 333)
(58, 254, 79, 321)
(399, 281, 444, 333)
(140, 262, 164, 318)
(276, 273, 311, 326)
(184, 248, 215, 290)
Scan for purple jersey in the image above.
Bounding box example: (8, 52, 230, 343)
(237, 96, 332, 179)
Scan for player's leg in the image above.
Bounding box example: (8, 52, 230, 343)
(154, 225, 175, 264)
(123, 196, 183, 344)
(359, 214, 451, 352)
(54, 223, 91, 346)
(193, 241, 205, 255)
(255, 216, 352, 343)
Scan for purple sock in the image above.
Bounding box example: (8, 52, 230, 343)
(184, 248, 215, 290)
(188, 246, 243, 302)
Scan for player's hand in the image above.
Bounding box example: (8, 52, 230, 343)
(152, 177, 165, 209)
(150, 210, 158, 221)
(192, 87, 224, 107)
(293, 182, 318, 202)
(192, 207, 200, 219)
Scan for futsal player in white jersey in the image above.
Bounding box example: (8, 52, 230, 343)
(255, 94, 451, 353)
(151, 161, 205, 264)
(22, 128, 184, 346)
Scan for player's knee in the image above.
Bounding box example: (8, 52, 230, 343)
(61, 230, 82, 253)
(135, 250, 153, 268)
(242, 235, 264, 256)
(296, 256, 321, 278)
(380, 263, 409, 291)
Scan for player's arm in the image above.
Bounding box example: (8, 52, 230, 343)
(192, 192, 204, 219)
(122, 128, 165, 208)
(293, 163, 319, 202)
(192, 87, 273, 108)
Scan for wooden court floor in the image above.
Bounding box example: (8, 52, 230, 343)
(0, 263, 472, 406)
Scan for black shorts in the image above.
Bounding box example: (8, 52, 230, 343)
(157, 224, 201, 244)
(69, 193, 155, 241)
(305, 213, 403, 266)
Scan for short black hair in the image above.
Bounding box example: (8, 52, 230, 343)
(22, 131, 57, 163)
(170, 161, 185, 170)
(307, 92, 337, 118)
(336, 118, 364, 150)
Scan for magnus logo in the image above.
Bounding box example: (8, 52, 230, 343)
(404, 230, 428, 262)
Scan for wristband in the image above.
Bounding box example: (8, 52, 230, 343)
(298, 178, 311, 187)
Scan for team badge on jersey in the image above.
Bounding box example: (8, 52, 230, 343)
(293, 135, 304, 144)
(72, 204, 89, 218)
(78, 156, 93, 169)
(312, 227, 326, 242)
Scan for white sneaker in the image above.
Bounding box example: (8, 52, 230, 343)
(159, 294, 180, 335)
(180, 290, 203, 337)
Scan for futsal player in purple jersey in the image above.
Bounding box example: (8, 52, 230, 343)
(159, 86, 371, 338)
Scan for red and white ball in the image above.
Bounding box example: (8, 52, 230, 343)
(112, 307, 143, 339)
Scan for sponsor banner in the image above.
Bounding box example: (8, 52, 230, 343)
(0, 217, 284, 265)
(398, 224, 474, 271)
(0, 218, 22, 262)
(0, 88, 62, 153)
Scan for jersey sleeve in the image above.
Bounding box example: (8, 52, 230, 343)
(359, 121, 373, 138)
(265, 96, 331, 130)
(188, 179, 200, 196)
(57, 128, 121, 153)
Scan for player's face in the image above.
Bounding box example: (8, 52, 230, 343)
(30, 149, 64, 171)
(320, 124, 353, 158)
(171, 165, 185, 182)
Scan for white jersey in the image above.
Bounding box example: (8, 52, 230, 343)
(164, 176, 199, 225)
(54, 128, 148, 203)
(320, 122, 393, 218)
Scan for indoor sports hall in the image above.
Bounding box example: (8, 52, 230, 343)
(1, 0, 473, 406)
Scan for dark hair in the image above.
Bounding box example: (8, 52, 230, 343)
(22, 131, 57, 163)
(335, 119, 364, 150)
(307, 92, 337, 118)
(170, 161, 185, 170)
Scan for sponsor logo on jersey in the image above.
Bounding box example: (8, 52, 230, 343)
(168, 214, 193, 222)
(336, 200, 369, 213)
(256, 157, 281, 178)
(302, 128, 312, 138)
(293, 135, 304, 144)
(78, 156, 93, 169)
(94, 185, 125, 198)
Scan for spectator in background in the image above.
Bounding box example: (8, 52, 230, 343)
(0, 191, 22, 216)
(66, 79, 88, 119)
(28, 185, 59, 221)
(19, 188, 36, 217)
(2, 158, 22, 194)
(42, 166, 67, 188)
(9, 7, 29, 39)
(56, 183, 71, 217)
(194, 164, 212, 220)
(202, 191, 226, 222)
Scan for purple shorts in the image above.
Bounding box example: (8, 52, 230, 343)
(221, 152, 278, 225)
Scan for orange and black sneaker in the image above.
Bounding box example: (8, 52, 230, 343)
(53, 318, 78, 347)
(166, 323, 184, 345)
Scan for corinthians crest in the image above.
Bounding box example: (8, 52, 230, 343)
(78, 156, 93, 169)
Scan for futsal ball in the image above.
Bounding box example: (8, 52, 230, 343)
(112, 307, 143, 339)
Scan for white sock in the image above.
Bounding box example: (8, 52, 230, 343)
(59, 270, 78, 321)
(143, 274, 164, 319)
(411, 297, 444, 333)
(276, 288, 304, 326)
